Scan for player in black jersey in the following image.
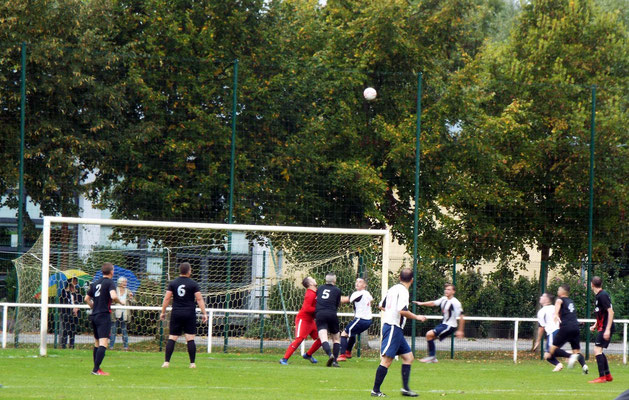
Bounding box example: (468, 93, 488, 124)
(315, 272, 349, 367)
(588, 276, 615, 383)
(85, 262, 121, 375)
(160, 262, 208, 368)
(549, 284, 588, 374)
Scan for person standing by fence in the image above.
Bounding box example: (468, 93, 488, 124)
(110, 277, 133, 351)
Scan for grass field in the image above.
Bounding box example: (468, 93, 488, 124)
(0, 348, 626, 399)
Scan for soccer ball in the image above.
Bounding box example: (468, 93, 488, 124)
(363, 87, 377, 101)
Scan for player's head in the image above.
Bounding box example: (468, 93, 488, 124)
(355, 277, 366, 290)
(101, 262, 114, 277)
(557, 284, 570, 297)
(117, 276, 127, 288)
(539, 292, 553, 306)
(591, 276, 603, 290)
(302, 276, 316, 289)
(399, 268, 413, 283)
(179, 262, 191, 276)
(325, 272, 336, 285)
(444, 283, 456, 297)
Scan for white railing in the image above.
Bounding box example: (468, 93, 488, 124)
(1, 302, 627, 364)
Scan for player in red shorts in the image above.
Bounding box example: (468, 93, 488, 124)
(279, 277, 322, 365)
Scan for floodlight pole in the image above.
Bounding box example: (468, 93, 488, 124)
(411, 72, 422, 355)
(585, 85, 596, 360)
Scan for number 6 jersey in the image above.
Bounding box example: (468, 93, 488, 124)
(167, 276, 201, 313)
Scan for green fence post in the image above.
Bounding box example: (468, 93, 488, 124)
(159, 249, 168, 352)
(450, 257, 456, 359)
(357, 252, 364, 358)
(411, 71, 422, 355)
(585, 85, 596, 361)
(259, 251, 266, 353)
(539, 260, 547, 360)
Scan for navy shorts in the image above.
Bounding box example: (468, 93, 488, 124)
(90, 313, 112, 340)
(381, 323, 411, 358)
(344, 318, 372, 337)
(170, 310, 197, 336)
(433, 323, 456, 341)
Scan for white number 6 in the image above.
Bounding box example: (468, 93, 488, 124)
(177, 285, 186, 297)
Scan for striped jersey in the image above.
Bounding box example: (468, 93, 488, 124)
(379, 283, 409, 328)
(433, 296, 463, 327)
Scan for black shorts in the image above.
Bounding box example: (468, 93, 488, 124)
(315, 312, 340, 335)
(169, 310, 197, 336)
(594, 330, 613, 348)
(90, 313, 112, 340)
(553, 326, 580, 350)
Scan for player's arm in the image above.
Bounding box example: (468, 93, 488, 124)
(400, 309, 426, 322)
(604, 306, 614, 340)
(553, 298, 562, 323)
(340, 295, 350, 304)
(533, 326, 545, 351)
(84, 294, 94, 309)
(456, 314, 465, 338)
(110, 289, 121, 304)
(195, 291, 208, 323)
(412, 300, 436, 307)
(160, 291, 173, 321)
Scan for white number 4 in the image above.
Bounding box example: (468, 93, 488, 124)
(177, 285, 186, 297)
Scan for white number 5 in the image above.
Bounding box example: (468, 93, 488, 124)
(322, 289, 330, 299)
(177, 285, 186, 297)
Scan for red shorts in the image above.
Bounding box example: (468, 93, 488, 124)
(295, 317, 318, 340)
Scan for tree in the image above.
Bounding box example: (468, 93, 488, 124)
(420, 0, 628, 276)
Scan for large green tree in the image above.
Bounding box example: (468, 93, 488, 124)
(416, 0, 628, 273)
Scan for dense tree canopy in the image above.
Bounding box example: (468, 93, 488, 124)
(0, 0, 627, 269)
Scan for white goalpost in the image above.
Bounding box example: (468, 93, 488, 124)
(31, 216, 390, 356)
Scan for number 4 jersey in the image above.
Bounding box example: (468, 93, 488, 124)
(167, 277, 201, 313)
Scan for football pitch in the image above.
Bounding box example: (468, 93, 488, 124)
(0, 349, 626, 399)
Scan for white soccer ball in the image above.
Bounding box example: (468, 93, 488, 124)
(363, 87, 377, 101)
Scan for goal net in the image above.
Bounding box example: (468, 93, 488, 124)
(12, 217, 389, 355)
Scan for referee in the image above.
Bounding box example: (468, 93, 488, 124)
(160, 262, 208, 368)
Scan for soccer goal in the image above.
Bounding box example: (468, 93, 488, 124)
(12, 216, 389, 356)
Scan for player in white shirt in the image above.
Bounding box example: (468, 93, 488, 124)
(533, 292, 573, 371)
(337, 278, 373, 361)
(371, 268, 426, 398)
(414, 283, 465, 363)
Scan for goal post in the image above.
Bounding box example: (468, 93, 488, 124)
(31, 216, 390, 356)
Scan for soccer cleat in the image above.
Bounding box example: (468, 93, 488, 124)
(337, 354, 348, 361)
(302, 354, 318, 364)
(582, 364, 589, 374)
(605, 374, 613, 382)
(400, 388, 419, 397)
(371, 391, 387, 397)
(331, 361, 340, 368)
(588, 376, 608, 383)
(343, 351, 352, 359)
(326, 356, 335, 367)
(189, 363, 196, 369)
(91, 369, 109, 376)
(567, 354, 579, 369)
(279, 358, 288, 365)
(161, 362, 170, 368)
(552, 363, 563, 372)
(419, 356, 438, 363)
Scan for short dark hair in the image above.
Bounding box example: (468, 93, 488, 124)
(302, 277, 312, 289)
(559, 284, 570, 294)
(591, 276, 603, 288)
(179, 262, 191, 275)
(101, 262, 114, 275)
(543, 292, 554, 303)
(445, 283, 456, 291)
(399, 268, 413, 283)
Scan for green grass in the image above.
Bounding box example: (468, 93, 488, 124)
(0, 348, 626, 399)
